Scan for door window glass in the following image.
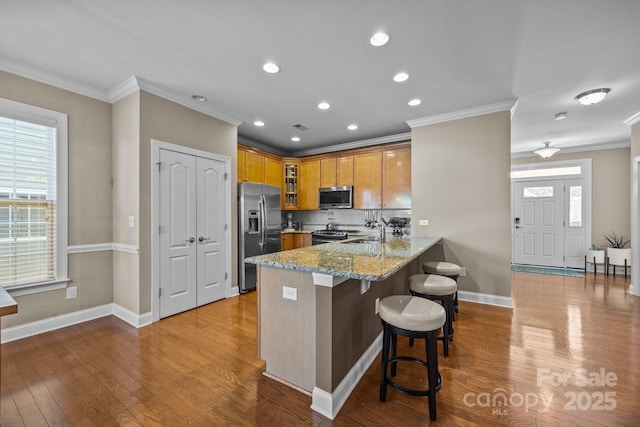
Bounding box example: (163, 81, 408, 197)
(569, 186, 582, 227)
(523, 186, 553, 198)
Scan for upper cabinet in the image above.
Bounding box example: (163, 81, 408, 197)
(320, 155, 353, 188)
(237, 144, 280, 187)
(299, 159, 320, 210)
(382, 147, 411, 209)
(353, 151, 383, 209)
(283, 159, 300, 210)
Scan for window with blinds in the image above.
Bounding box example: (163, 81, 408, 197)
(0, 115, 57, 287)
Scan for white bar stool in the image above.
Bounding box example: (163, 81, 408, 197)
(423, 261, 462, 314)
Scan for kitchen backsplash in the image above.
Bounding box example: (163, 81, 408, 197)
(282, 209, 412, 234)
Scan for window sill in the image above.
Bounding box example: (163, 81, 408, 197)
(5, 278, 70, 297)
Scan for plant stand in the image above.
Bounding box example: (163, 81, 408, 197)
(584, 250, 605, 276)
(606, 248, 632, 279)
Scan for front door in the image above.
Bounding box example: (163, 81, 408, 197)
(513, 180, 565, 267)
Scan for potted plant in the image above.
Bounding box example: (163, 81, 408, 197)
(604, 232, 631, 271)
(586, 244, 605, 264)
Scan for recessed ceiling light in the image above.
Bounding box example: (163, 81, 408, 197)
(254, 120, 265, 127)
(191, 94, 207, 102)
(408, 98, 422, 106)
(262, 62, 280, 74)
(291, 136, 301, 142)
(348, 124, 358, 130)
(318, 102, 331, 110)
(370, 32, 390, 47)
(575, 88, 610, 105)
(554, 112, 567, 121)
(393, 72, 409, 83)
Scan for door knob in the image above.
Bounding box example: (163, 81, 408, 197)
(199, 236, 210, 242)
(186, 237, 195, 243)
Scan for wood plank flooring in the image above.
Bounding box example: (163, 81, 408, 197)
(2, 271, 639, 426)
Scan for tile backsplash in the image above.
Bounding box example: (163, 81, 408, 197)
(282, 209, 412, 234)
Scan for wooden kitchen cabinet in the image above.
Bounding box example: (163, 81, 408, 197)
(264, 156, 282, 187)
(353, 151, 382, 209)
(320, 155, 353, 188)
(283, 159, 300, 209)
(382, 147, 411, 208)
(299, 159, 320, 210)
(282, 233, 294, 251)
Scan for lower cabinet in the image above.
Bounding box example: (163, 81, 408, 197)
(282, 233, 311, 250)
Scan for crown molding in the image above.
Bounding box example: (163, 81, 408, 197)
(624, 111, 640, 126)
(0, 58, 111, 102)
(238, 136, 290, 157)
(406, 99, 518, 129)
(511, 139, 631, 158)
(291, 132, 411, 157)
(108, 76, 242, 127)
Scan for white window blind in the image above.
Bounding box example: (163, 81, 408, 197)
(0, 116, 57, 286)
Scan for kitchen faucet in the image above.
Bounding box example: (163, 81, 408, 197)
(364, 209, 386, 242)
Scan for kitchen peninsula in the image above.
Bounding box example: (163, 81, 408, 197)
(245, 235, 440, 419)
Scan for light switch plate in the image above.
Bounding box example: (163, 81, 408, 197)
(66, 286, 77, 299)
(419, 219, 429, 226)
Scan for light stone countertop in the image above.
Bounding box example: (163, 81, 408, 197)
(245, 235, 441, 281)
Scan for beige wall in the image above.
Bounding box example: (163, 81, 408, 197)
(112, 93, 141, 312)
(0, 71, 114, 327)
(512, 147, 631, 248)
(411, 111, 512, 297)
(138, 91, 238, 313)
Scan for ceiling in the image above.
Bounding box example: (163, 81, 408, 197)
(1, 1, 639, 157)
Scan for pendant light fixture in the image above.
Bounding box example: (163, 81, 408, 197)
(534, 141, 560, 159)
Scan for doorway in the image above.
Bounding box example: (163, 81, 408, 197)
(151, 139, 232, 321)
(511, 159, 592, 269)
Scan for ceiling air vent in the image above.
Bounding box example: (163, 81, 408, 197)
(292, 123, 309, 131)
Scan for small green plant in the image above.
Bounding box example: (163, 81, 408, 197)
(590, 244, 602, 251)
(604, 232, 630, 249)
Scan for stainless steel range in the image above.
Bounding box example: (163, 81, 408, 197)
(311, 230, 348, 245)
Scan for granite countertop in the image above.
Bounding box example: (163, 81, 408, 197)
(245, 235, 441, 281)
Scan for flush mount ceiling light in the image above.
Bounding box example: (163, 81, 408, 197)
(318, 102, 331, 110)
(262, 62, 280, 74)
(393, 72, 409, 83)
(347, 124, 358, 130)
(291, 136, 301, 142)
(554, 112, 567, 121)
(370, 32, 390, 47)
(534, 141, 560, 159)
(253, 120, 265, 127)
(575, 88, 610, 105)
(191, 94, 207, 102)
(408, 98, 422, 106)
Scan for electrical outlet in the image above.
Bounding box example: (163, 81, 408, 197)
(375, 297, 380, 315)
(459, 267, 466, 277)
(283, 286, 297, 301)
(419, 219, 429, 226)
(66, 286, 77, 299)
(128, 215, 135, 228)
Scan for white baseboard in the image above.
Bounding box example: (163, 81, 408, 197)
(457, 290, 513, 308)
(1, 303, 150, 344)
(311, 332, 383, 420)
(629, 283, 640, 297)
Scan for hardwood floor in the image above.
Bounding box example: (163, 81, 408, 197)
(2, 271, 639, 426)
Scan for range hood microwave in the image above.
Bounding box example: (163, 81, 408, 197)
(319, 186, 353, 209)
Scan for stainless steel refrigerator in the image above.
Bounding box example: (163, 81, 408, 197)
(238, 183, 282, 293)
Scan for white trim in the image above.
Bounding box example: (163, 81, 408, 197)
(110, 76, 242, 126)
(405, 99, 517, 128)
(631, 156, 640, 297)
(112, 243, 139, 254)
(1, 304, 113, 343)
(67, 243, 139, 254)
(624, 111, 640, 126)
(113, 304, 152, 328)
(0, 58, 111, 102)
(457, 290, 514, 308)
(1, 303, 152, 343)
(291, 132, 411, 158)
(6, 279, 68, 297)
(151, 139, 233, 322)
(311, 332, 383, 419)
(238, 136, 290, 157)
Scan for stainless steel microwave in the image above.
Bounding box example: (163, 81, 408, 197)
(319, 186, 353, 209)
